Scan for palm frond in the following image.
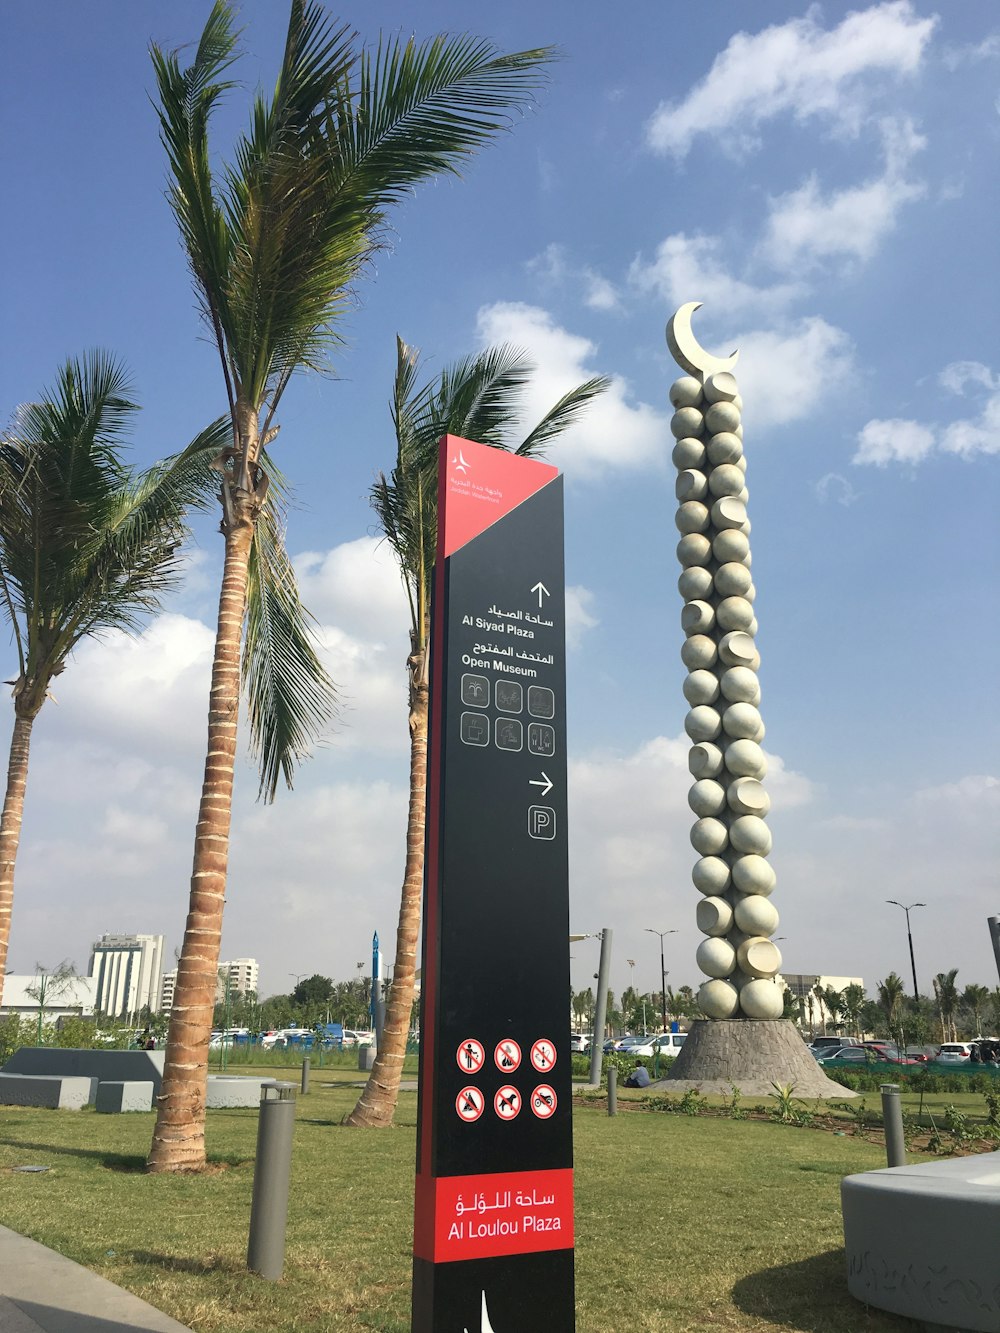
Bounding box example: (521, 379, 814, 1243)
(515, 375, 612, 457)
(243, 492, 336, 801)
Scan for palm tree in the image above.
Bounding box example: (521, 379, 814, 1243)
(0, 352, 230, 1005)
(877, 972, 906, 1042)
(346, 340, 606, 1128)
(812, 984, 828, 1035)
(961, 983, 990, 1038)
(821, 985, 845, 1034)
(146, 1, 555, 1171)
(934, 969, 959, 1042)
(841, 983, 866, 1038)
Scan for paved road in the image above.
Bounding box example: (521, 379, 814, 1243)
(0, 1226, 194, 1333)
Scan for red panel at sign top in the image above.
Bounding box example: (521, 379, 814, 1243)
(437, 435, 559, 559)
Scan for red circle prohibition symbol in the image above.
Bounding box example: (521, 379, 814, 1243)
(494, 1038, 521, 1072)
(531, 1084, 557, 1119)
(494, 1085, 521, 1119)
(456, 1037, 485, 1074)
(456, 1086, 485, 1122)
(530, 1038, 556, 1072)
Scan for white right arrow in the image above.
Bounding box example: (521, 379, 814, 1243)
(529, 771, 553, 797)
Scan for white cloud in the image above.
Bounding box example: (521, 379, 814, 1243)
(853, 417, 935, 466)
(474, 302, 666, 476)
(526, 244, 621, 312)
(583, 271, 621, 312)
(943, 32, 1000, 70)
(815, 472, 860, 505)
(629, 233, 803, 322)
(939, 361, 998, 395)
(646, 2, 936, 158)
(761, 117, 926, 268)
(295, 536, 407, 645)
(565, 585, 599, 650)
(733, 319, 856, 431)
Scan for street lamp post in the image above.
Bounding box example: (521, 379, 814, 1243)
(645, 928, 678, 1033)
(886, 900, 926, 999)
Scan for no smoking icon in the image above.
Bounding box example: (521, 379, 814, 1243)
(530, 1038, 556, 1072)
(531, 1084, 557, 1119)
(494, 1039, 521, 1072)
(494, 1085, 521, 1120)
(456, 1087, 485, 1122)
(456, 1037, 485, 1074)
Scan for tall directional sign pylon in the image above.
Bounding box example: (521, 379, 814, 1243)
(412, 436, 574, 1331)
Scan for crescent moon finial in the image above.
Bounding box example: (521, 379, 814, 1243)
(666, 302, 739, 379)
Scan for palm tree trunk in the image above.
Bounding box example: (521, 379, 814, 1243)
(346, 655, 428, 1128)
(0, 710, 38, 1006)
(147, 508, 255, 1172)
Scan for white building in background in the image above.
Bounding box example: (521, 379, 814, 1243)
(215, 958, 259, 1002)
(0, 973, 97, 1021)
(779, 973, 865, 1032)
(89, 934, 164, 1018)
(160, 968, 177, 1013)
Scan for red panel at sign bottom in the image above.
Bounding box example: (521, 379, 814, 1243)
(414, 1168, 573, 1263)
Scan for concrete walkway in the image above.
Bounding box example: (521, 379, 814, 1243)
(0, 1227, 194, 1332)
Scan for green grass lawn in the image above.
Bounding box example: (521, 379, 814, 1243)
(0, 1068, 951, 1332)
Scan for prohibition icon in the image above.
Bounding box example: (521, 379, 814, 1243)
(530, 1038, 556, 1072)
(531, 1084, 557, 1119)
(457, 1037, 485, 1074)
(456, 1087, 485, 1122)
(494, 1038, 521, 1072)
(494, 1085, 521, 1120)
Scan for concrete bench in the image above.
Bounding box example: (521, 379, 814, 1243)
(206, 1076, 267, 1109)
(0, 1073, 97, 1109)
(842, 1154, 1000, 1331)
(95, 1080, 154, 1113)
(1, 1047, 165, 1092)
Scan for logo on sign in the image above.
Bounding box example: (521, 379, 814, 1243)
(494, 1039, 521, 1072)
(528, 805, 556, 840)
(452, 448, 472, 477)
(456, 1087, 485, 1122)
(457, 1038, 485, 1074)
(530, 1038, 555, 1072)
(531, 1085, 557, 1119)
(494, 1085, 520, 1120)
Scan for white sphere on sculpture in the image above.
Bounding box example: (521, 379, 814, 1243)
(736, 938, 782, 980)
(685, 705, 722, 742)
(681, 634, 717, 670)
(671, 407, 704, 439)
(734, 894, 779, 937)
(690, 817, 728, 855)
(708, 464, 745, 498)
(739, 979, 784, 1020)
(683, 669, 720, 705)
(704, 400, 740, 435)
(711, 496, 748, 530)
(730, 814, 772, 856)
(722, 701, 763, 739)
(672, 437, 706, 470)
(692, 855, 730, 894)
(669, 375, 704, 409)
(713, 529, 750, 563)
(716, 597, 755, 633)
(703, 371, 739, 404)
(744, 582, 756, 604)
(725, 738, 767, 779)
(718, 631, 758, 668)
(714, 562, 752, 598)
(688, 778, 727, 817)
(732, 854, 776, 896)
(734, 424, 744, 440)
(747, 616, 759, 638)
(688, 742, 723, 778)
(698, 978, 739, 1018)
(675, 501, 710, 534)
(677, 533, 712, 568)
(696, 935, 737, 978)
(738, 486, 750, 504)
(696, 895, 733, 936)
(720, 666, 760, 705)
(681, 600, 715, 636)
(727, 777, 770, 817)
(678, 566, 714, 601)
(675, 469, 709, 502)
(706, 432, 743, 465)
(735, 454, 747, 473)
(732, 392, 743, 412)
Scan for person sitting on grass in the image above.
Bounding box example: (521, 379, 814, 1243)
(624, 1062, 651, 1088)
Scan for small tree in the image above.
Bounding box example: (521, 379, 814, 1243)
(841, 983, 866, 1037)
(961, 983, 991, 1037)
(24, 961, 77, 1044)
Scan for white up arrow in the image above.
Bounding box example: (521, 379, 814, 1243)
(530, 580, 550, 608)
(529, 771, 554, 797)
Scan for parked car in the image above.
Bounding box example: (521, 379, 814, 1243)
(654, 1033, 687, 1055)
(819, 1046, 924, 1067)
(809, 1036, 861, 1057)
(569, 1033, 591, 1053)
(935, 1043, 973, 1063)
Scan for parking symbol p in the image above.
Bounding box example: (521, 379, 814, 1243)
(528, 805, 556, 840)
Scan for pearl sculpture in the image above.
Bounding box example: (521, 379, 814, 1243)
(668, 307, 782, 1020)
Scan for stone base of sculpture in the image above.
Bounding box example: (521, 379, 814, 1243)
(652, 1019, 856, 1098)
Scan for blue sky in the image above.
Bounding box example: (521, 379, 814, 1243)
(2, 1, 998, 1007)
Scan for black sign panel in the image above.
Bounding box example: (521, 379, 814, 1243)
(412, 437, 574, 1332)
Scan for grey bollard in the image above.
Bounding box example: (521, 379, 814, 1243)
(607, 1065, 617, 1117)
(358, 1044, 376, 1072)
(300, 1057, 310, 1095)
(247, 1081, 296, 1280)
(881, 1083, 906, 1168)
